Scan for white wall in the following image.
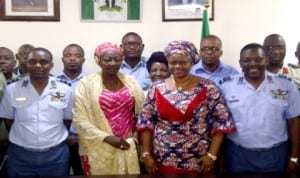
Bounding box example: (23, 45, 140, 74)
(0, 0, 300, 74)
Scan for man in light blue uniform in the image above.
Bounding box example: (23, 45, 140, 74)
(56, 43, 86, 175)
(219, 43, 300, 172)
(0, 48, 73, 177)
(120, 32, 151, 91)
(191, 35, 238, 84)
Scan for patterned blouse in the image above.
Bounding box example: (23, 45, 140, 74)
(136, 79, 235, 172)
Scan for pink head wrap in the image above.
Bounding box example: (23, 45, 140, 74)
(94, 42, 123, 58)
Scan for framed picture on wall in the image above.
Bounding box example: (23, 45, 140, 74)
(81, 0, 141, 22)
(0, 0, 60, 21)
(162, 0, 214, 21)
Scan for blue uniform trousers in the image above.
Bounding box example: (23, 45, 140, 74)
(7, 141, 69, 177)
(224, 139, 289, 173)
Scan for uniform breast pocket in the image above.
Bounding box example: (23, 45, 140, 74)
(227, 100, 245, 122)
(49, 101, 67, 109)
(11, 98, 35, 121)
(269, 99, 287, 120)
(47, 101, 67, 122)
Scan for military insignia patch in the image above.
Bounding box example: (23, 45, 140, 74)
(50, 91, 66, 102)
(271, 89, 288, 100)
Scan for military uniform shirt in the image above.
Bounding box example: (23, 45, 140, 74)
(219, 73, 300, 149)
(0, 76, 73, 149)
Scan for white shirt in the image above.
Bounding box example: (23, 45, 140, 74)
(0, 76, 73, 149)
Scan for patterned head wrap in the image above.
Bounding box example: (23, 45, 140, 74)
(94, 42, 123, 58)
(164, 40, 199, 64)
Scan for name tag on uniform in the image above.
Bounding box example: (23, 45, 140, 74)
(228, 96, 239, 103)
(15, 97, 27, 101)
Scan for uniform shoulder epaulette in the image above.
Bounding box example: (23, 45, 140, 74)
(219, 76, 233, 85)
(288, 63, 300, 68)
(278, 74, 292, 81)
(6, 78, 19, 85)
(56, 78, 71, 86)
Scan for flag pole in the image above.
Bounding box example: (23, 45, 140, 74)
(201, 2, 210, 40)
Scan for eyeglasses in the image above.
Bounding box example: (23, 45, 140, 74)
(122, 42, 141, 48)
(200, 47, 220, 53)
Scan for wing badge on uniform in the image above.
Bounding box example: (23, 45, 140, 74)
(271, 89, 288, 100)
(50, 91, 66, 101)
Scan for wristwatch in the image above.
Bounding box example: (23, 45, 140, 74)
(289, 157, 299, 165)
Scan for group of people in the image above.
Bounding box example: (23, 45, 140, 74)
(0, 32, 299, 177)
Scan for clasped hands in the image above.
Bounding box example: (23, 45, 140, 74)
(104, 135, 130, 150)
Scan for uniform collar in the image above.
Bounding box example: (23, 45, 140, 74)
(56, 72, 85, 81)
(239, 72, 274, 85)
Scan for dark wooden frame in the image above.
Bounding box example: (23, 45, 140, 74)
(162, 0, 214, 21)
(0, 0, 60, 21)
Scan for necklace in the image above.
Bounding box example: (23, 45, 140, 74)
(172, 75, 192, 91)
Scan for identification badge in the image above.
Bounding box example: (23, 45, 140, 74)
(15, 97, 27, 101)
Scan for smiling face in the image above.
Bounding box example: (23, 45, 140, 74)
(97, 50, 123, 76)
(149, 62, 170, 82)
(168, 53, 193, 79)
(239, 47, 267, 82)
(62, 45, 85, 74)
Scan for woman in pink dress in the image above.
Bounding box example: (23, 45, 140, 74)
(73, 43, 145, 175)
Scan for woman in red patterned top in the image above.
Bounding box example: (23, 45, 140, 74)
(136, 40, 235, 174)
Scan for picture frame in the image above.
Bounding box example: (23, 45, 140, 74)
(162, 0, 214, 21)
(0, 0, 60, 21)
(81, 0, 142, 22)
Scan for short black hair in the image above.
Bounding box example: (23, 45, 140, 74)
(263, 33, 285, 46)
(0, 47, 14, 57)
(121, 32, 142, 43)
(30, 47, 53, 61)
(240, 43, 265, 59)
(146, 51, 168, 73)
(63, 43, 85, 57)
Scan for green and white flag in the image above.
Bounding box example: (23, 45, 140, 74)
(81, 0, 140, 21)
